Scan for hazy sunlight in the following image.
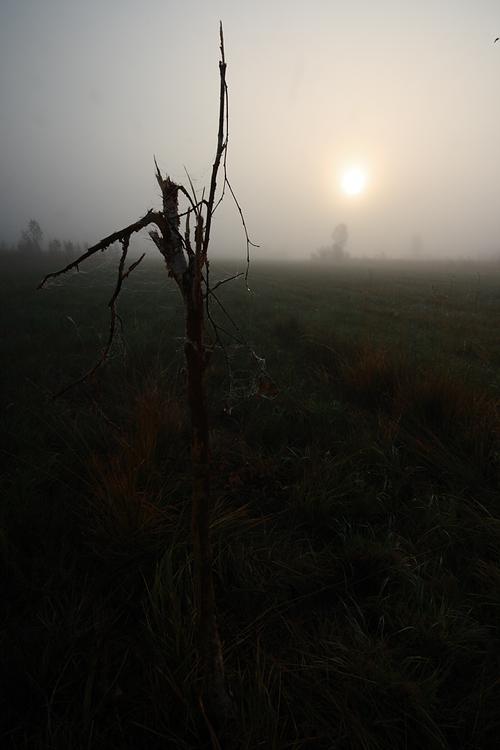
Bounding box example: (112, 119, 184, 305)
(341, 166, 368, 197)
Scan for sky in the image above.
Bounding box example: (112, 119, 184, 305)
(1, 0, 500, 260)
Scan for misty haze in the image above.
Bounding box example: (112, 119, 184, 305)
(2, 2, 500, 749)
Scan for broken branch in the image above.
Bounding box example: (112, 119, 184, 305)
(53, 237, 131, 398)
(37, 210, 161, 289)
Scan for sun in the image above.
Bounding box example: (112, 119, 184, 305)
(341, 166, 368, 196)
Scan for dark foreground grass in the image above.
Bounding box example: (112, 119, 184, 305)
(1, 255, 500, 748)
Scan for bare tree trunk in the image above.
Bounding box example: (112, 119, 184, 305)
(184, 271, 231, 724)
(39, 24, 238, 735)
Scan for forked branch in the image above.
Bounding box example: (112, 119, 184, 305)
(53, 237, 135, 398)
(37, 210, 161, 289)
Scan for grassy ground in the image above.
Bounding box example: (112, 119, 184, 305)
(1, 253, 500, 748)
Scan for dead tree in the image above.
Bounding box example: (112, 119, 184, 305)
(38, 25, 252, 727)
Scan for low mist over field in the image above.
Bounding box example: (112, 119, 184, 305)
(2, 1, 500, 259)
(3, 4, 500, 749)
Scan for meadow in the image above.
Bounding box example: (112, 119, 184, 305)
(1, 252, 500, 749)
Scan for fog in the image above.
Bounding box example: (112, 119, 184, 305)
(1, 0, 500, 260)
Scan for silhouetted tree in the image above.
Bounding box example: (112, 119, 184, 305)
(332, 222, 348, 259)
(312, 222, 349, 262)
(38, 26, 254, 732)
(18, 219, 43, 256)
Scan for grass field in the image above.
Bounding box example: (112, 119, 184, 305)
(1, 252, 500, 749)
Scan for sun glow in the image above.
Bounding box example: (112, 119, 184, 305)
(341, 166, 368, 196)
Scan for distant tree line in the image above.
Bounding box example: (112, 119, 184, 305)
(0, 219, 86, 263)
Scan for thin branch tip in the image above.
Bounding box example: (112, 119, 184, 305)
(219, 22, 225, 51)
